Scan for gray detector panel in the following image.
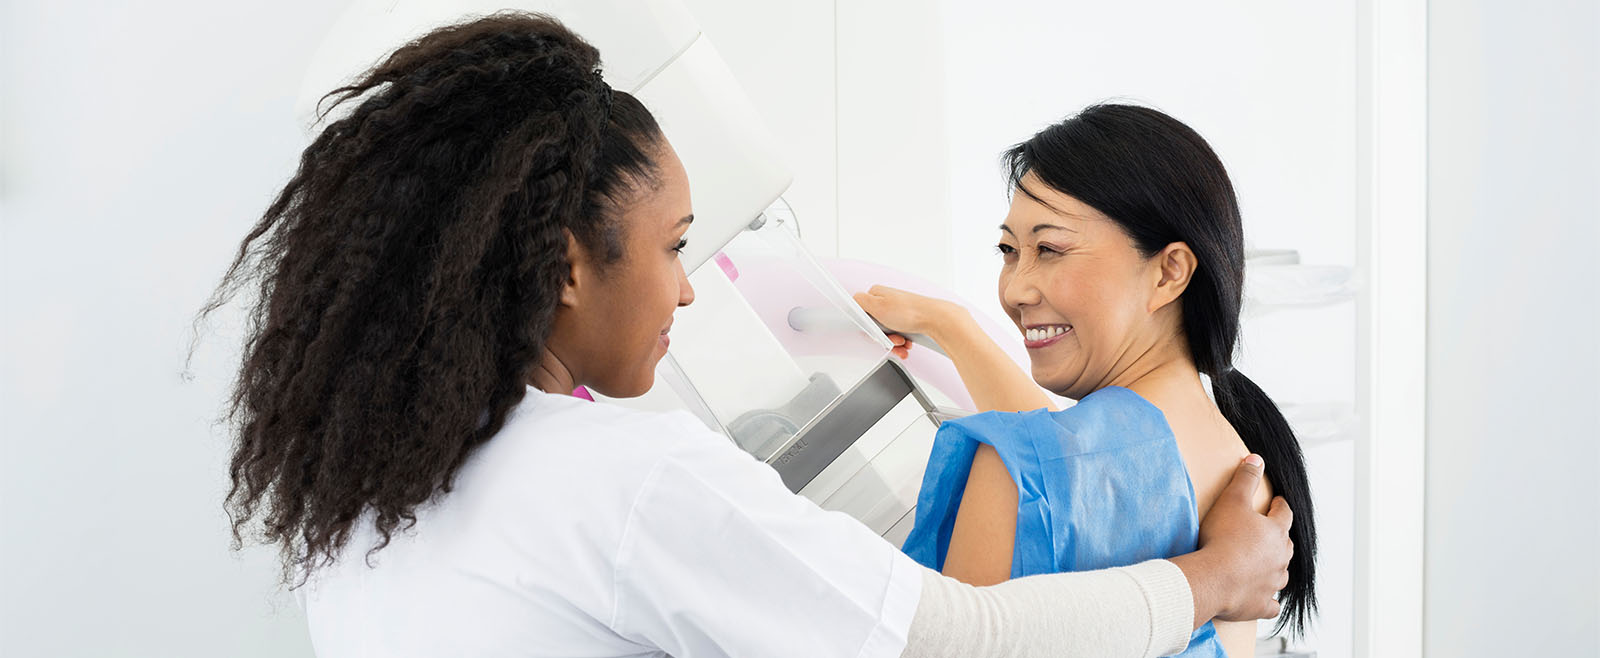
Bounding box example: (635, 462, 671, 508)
(767, 359, 920, 493)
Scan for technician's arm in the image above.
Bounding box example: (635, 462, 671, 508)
(903, 560, 1190, 658)
(898, 457, 1293, 658)
(854, 286, 1056, 413)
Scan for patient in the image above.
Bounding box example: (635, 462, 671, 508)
(857, 104, 1316, 657)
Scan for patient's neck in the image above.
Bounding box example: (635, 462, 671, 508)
(1121, 358, 1210, 410)
(1105, 337, 1240, 450)
(1104, 334, 1209, 410)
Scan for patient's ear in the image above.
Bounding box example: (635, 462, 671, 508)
(1148, 242, 1197, 313)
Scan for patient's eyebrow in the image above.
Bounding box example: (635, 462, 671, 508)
(997, 223, 1076, 235)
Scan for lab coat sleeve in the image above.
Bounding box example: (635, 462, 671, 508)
(608, 413, 922, 658)
(903, 561, 1195, 658)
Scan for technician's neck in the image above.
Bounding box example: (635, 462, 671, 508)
(528, 347, 578, 396)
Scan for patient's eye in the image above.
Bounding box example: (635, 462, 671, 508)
(996, 243, 1018, 258)
(672, 238, 688, 254)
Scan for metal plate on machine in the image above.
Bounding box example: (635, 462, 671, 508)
(766, 359, 923, 493)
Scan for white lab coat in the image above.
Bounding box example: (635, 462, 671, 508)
(304, 386, 924, 657)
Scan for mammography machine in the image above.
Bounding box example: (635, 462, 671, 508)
(298, 0, 1013, 544)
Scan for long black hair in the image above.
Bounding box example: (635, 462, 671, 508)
(197, 12, 665, 585)
(1004, 103, 1316, 636)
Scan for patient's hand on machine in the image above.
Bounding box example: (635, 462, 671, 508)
(854, 285, 1056, 413)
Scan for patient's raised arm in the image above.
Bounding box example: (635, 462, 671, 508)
(855, 286, 1042, 584)
(854, 285, 1055, 413)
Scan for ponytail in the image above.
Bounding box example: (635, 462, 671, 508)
(1212, 368, 1317, 636)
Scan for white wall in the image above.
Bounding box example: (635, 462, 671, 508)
(1424, 1, 1600, 655)
(833, 2, 953, 279)
(0, 2, 342, 656)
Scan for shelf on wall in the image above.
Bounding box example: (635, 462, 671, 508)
(1244, 249, 1357, 312)
(1279, 401, 1357, 447)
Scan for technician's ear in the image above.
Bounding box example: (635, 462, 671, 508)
(1149, 241, 1197, 313)
(560, 229, 589, 308)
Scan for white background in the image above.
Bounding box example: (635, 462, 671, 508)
(2, 1, 1596, 656)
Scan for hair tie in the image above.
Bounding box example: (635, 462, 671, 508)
(592, 69, 613, 126)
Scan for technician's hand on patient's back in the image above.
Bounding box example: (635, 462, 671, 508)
(1188, 455, 1295, 624)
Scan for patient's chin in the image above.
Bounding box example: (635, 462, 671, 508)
(1031, 369, 1083, 401)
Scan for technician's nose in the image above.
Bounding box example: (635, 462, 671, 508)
(676, 259, 695, 307)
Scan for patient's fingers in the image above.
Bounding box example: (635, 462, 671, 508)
(887, 333, 911, 359)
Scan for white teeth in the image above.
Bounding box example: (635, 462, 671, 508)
(1026, 326, 1071, 342)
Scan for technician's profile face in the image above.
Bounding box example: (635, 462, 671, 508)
(546, 140, 697, 398)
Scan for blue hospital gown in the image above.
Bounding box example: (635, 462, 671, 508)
(901, 386, 1226, 657)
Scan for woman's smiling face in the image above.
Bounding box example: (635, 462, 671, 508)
(996, 173, 1177, 400)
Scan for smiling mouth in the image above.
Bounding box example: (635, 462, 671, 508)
(1022, 324, 1072, 349)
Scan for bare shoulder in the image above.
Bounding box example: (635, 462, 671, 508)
(1177, 416, 1271, 656)
(1214, 619, 1259, 658)
(942, 443, 1018, 586)
(1169, 410, 1274, 520)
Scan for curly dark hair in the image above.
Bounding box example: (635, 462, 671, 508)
(197, 12, 664, 585)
